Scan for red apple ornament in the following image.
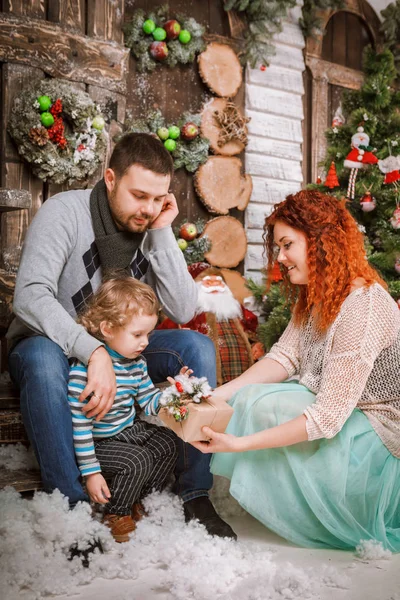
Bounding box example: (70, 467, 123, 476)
(179, 222, 198, 241)
(164, 19, 181, 40)
(149, 41, 168, 61)
(180, 122, 199, 141)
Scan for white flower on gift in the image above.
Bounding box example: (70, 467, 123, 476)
(48, 158, 56, 166)
(357, 224, 366, 233)
(71, 110, 78, 119)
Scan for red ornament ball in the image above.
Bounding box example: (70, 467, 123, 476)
(260, 65, 266, 71)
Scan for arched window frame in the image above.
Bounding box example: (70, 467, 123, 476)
(303, 0, 382, 183)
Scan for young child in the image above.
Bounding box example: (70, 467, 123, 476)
(68, 276, 186, 543)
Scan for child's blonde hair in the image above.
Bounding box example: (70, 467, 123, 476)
(78, 276, 159, 341)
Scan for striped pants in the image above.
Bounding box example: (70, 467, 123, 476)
(94, 420, 178, 516)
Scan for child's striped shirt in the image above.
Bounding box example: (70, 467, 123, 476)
(68, 347, 162, 477)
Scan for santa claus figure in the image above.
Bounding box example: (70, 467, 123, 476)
(158, 265, 258, 386)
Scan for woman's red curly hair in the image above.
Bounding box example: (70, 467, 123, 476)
(264, 189, 386, 331)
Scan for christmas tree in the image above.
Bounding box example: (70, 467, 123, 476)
(324, 161, 340, 189)
(313, 47, 400, 301)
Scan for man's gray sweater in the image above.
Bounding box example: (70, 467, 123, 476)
(7, 189, 198, 364)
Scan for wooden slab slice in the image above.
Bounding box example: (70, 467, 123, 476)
(201, 216, 247, 268)
(195, 156, 252, 214)
(198, 43, 242, 98)
(201, 98, 245, 156)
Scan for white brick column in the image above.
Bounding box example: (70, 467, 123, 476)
(244, 6, 305, 282)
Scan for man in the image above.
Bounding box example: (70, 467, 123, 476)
(7, 133, 236, 541)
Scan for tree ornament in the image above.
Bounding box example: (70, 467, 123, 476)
(324, 161, 340, 189)
(37, 95, 52, 112)
(142, 19, 156, 34)
(164, 19, 181, 39)
(28, 126, 49, 147)
(179, 29, 191, 44)
(271, 261, 283, 282)
(40, 112, 55, 128)
(164, 139, 176, 152)
(8, 79, 107, 184)
(344, 126, 378, 199)
(168, 125, 180, 140)
(378, 155, 400, 184)
(390, 206, 400, 229)
(316, 175, 322, 184)
(360, 191, 376, 212)
(332, 104, 345, 128)
(149, 41, 168, 61)
(260, 64, 267, 71)
(152, 27, 167, 41)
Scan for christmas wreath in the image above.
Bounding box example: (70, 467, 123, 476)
(124, 5, 205, 72)
(174, 219, 212, 265)
(8, 79, 108, 185)
(159, 375, 212, 422)
(123, 109, 210, 173)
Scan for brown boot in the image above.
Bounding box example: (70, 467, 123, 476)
(102, 514, 136, 543)
(131, 501, 147, 522)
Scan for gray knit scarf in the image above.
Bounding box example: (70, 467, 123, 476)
(90, 179, 144, 276)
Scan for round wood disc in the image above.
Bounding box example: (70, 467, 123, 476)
(194, 156, 252, 215)
(201, 98, 245, 156)
(198, 43, 242, 98)
(201, 216, 247, 268)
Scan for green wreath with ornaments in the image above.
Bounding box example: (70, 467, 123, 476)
(124, 5, 205, 72)
(123, 110, 210, 173)
(8, 79, 108, 185)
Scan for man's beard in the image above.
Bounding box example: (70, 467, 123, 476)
(195, 283, 242, 321)
(108, 187, 151, 233)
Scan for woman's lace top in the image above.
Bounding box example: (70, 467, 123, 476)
(266, 284, 400, 457)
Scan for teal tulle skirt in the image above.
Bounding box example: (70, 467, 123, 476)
(211, 383, 400, 551)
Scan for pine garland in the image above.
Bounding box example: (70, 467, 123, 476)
(223, 0, 297, 68)
(122, 110, 210, 173)
(124, 5, 205, 72)
(299, 0, 344, 38)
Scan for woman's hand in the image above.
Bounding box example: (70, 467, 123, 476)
(190, 426, 241, 453)
(79, 347, 117, 421)
(85, 473, 111, 504)
(167, 365, 193, 385)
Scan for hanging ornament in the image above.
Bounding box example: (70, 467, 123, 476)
(378, 155, 400, 185)
(324, 161, 340, 189)
(260, 64, 266, 72)
(395, 258, 400, 274)
(390, 206, 400, 230)
(332, 104, 345, 128)
(360, 191, 376, 212)
(316, 175, 322, 184)
(344, 126, 378, 199)
(271, 261, 283, 282)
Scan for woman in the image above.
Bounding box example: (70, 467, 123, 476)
(192, 190, 400, 551)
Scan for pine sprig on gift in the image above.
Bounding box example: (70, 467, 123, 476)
(159, 375, 212, 422)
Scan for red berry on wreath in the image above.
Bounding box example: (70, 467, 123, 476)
(175, 381, 184, 393)
(50, 98, 63, 117)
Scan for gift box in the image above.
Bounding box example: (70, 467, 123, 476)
(158, 396, 234, 443)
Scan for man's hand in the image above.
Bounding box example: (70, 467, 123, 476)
(149, 193, 179, 230)
(190, 427, 241, 454)
(79, 346, 117, 421)
(85, 473, 111, 504)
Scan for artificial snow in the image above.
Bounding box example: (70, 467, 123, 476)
(0, 443, 39, 471)
(355, 539, 392, 561)
(0, 487, 351, 600)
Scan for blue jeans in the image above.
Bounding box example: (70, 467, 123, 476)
(9, 329, 216, 507)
